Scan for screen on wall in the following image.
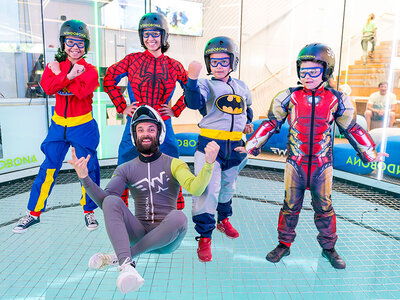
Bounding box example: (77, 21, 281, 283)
(101, 0, 144, 30)
(151, 0, 203, 37)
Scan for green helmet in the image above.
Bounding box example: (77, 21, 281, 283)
(59, 20, 90, 53)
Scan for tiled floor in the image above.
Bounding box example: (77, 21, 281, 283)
(0, 166, 399, 299)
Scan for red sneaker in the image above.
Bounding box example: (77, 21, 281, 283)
(177, 186, 185, 210)
(196, 237, 212, 262)
(217, 218, 239, 239)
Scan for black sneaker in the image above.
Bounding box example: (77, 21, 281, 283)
(84, 213, 99, 231)
(13, 213, 40, 233)
(322, 248, 346, 269)
(266, 243, 290, 263)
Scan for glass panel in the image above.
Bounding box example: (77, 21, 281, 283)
(339, 0, 400, 184)
(241, 0, 345, 162)
(41, 0, 145, 160)
(0, 0, 46, 174)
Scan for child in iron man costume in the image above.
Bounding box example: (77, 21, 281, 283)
(240, 43, 387, 269)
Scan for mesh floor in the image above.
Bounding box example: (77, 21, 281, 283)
(0, 165, 399, 299)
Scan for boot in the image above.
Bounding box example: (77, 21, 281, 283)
(322, 248, 346, 269)
(266, 243, 290, 263)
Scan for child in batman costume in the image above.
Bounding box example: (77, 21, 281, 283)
(184, 36, 254, 262)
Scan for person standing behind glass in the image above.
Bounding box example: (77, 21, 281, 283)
(361, 13, 377, 64)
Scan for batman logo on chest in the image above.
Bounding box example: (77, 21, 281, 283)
(215, 94, 244, 115)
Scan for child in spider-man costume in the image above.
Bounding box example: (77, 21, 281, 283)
(104, 12, 188, 209)
(239, 43, 387, 269)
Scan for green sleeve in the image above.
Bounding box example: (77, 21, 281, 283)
(171, 158, 214, 196)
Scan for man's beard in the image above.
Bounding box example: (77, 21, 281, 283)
(136, 136, 159, 155)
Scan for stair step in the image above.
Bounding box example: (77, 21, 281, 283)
(349, 64, 387, 69)
(337, 74, 378, 79)
(339, 80, 374, 85)
(341, 69, 386, 75)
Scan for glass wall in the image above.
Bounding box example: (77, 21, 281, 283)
(0, 0, 398, 186)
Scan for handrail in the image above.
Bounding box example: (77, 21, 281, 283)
(250, 66, 288, 91)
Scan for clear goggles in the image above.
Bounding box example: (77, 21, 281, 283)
(210, 57, 231, 68)
(299, 67, 323, 78)
(64, 38, 85, 49)
(142, 30, 161, 39)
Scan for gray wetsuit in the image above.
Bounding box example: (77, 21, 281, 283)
(81, 151, 214, 264)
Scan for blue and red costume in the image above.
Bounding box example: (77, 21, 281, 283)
(28, 58, 100, 214)
(103, 50, 188, 209)
(246, 86, 377, 249)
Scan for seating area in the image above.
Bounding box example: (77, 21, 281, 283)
(338, 41, 400, 127)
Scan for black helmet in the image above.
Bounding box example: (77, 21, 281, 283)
(296, 43, 335, 82)
(130, 105, 166, 146)
(204, 36, 239, 74)
(138, 13, 169, 52)
(59, 20, 90, 53)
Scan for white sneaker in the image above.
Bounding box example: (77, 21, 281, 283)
(116, 258, 144, 293)
(88, 253, 118, 270)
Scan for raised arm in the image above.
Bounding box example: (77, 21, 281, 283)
(68, 147, 127, 208)
(171, 141, 219, 196)
(184, 61, 207, 110)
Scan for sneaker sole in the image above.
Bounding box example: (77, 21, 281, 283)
(12, 228, 29, 234)
(12, 222, 40, 234)
(198, 257, 212, 262)
(86, 225, 99, 231)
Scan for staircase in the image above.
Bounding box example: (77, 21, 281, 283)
(338, 41, 400, 124)
(338, 41, 400, 97)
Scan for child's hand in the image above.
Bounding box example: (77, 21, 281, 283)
(371, 152, 389, 162)
(67, 63, 85, 80)
(68, 147, 90, 179)
(243, 124, 254, 134)
(234, 146, 247, 153)
(204, 141, 220, 164)
(48, 61, 61, 75)
(235, 145, 260, 156)
(188, 61, 202, 80)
